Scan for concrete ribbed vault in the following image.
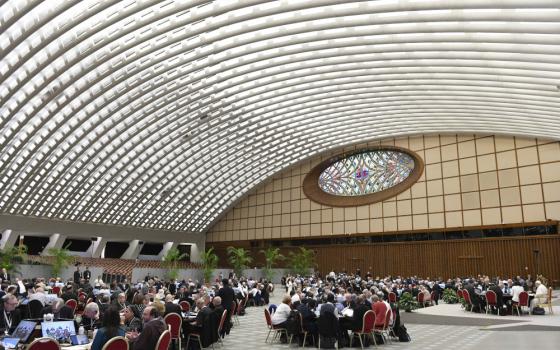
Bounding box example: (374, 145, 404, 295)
(1, 0, 560, 234)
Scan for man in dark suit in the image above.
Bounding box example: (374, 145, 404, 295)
(73, 266, 81, 283)
(126, 306, 166, 350)
(41, 298, 74, 319)
(0, 295, 21, 334)
(164, 294, 182, 316)
(351, 296, 370, 331)
(82, 266, 91, 282)
(216, 279, 235, 334)
(489, 283, 505, 314)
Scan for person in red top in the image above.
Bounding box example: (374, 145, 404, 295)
(372, 295, 388, 327)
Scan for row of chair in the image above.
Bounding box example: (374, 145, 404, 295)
(264, 307, 394, 349)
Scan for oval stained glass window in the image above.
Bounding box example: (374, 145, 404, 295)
(318, 151, 415, 196)
(302, 147, 424, 207)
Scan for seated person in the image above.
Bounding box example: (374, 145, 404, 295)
(372, 295, 388, 327)
(126, 306, 166, 350)
(185, 298, 212, 334)
(0, 294, 21, 334)
(123, 305, 143, 332)
(530, 281, 548, 311)
(81, 302, 102, 331)
(164, 294, 182, 316)
(112, 293, 129, 311)
(511, 281, 524, 303)
(41, 298, 74, 319)
(270, 295, 292, 328)
(91, 306, 125, 350)
(351, 295, 370, 331)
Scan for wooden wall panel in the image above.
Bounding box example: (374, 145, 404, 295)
(209, 236, 560, 282)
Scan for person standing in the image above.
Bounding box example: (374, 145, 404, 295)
(217, 279, 235, 334)
(83, 266, 91, 282)
(73, 266, 81, 283)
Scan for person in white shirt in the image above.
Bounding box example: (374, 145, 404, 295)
(271, 295, 292, 326)
(511, 281, 524, 303)
(29, 287, 47, 306)
(530, 281, 548, 311)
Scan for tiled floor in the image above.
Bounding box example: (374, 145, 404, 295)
(221, 288, 560, 349)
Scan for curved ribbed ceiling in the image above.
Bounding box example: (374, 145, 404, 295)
(1, 0, 560, 233)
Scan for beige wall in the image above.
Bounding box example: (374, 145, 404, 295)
(206, 134, 560, 242)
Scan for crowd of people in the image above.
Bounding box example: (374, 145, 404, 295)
(0, 266, 273, 350)
(271, 270, 550, 346)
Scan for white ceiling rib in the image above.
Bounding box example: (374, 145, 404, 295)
(1, 0, 560, 233)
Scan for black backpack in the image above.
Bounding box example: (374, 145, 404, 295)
(286, 310, 300, 335)
(395, 324, 411, 342)
(532, 306, 545, 315)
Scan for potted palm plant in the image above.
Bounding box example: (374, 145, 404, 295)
(201, 248, 219, 284)
(287, 247, 316, 276)
(227, 246, 253, 278)
(46, 244, 75, 277)
(260, 247, 284, 282)
(162, 247, 189, 281)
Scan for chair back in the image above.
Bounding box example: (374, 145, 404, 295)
(236, 299, 244, 316)
(27, 337, 60, 350)
(218, 309, 228, 334)
(78, 292, 87, 302)
(547, 287, 553, 303)
(430, 291, 437, 301)
(388, 292, 397, 303)
(417, 292, 425, 303)
(155, 329, 172, 350)
(52, 286, 61, 296)
(101, 336, 129, 350)
(463, 291, 472, 305)
(264, 308, 273, 327)
(383, 307, 391, 329)
(485, 290, 497, 305)
(65, 299, 77, 313)
(518, 291, 529, 307)
(28, 299, 44, 318)
(361, 310, 375, 333)
(164, 313, 182, 339)
(179, 300, 190, 312)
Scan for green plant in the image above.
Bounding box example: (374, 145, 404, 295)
(260, 247, 284, 281)
(162, 247, 189, 280)
(46, 244, 75, 277)
(227, 246, 253, 278)
(398, 292, 418, 312)
(442, 288, 459, 304)
(0, 245, 28, 276)
(201, 248, 219, 283)
(287, 247, 316, 276)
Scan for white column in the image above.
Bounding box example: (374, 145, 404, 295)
(190, 237, 205, 264)
(157, 242, 179, 260)
(121, 240, 143, 259)
(41, 233, 67, 255)
(0, 229, 19, 250)
(89, 237, 107, 258)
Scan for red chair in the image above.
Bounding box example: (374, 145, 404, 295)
(180, 300, 190, 313)
(350, 310, 374, 349)
(388, 292, 397, 303)
(101, 336, 129, 350)
(52, 286, 61, 296)
(65, 299, 77, 314)
(28, 337, 60, 350)
(156, 330, 172, 350)
(513, 291, 529, 316)
(417, 292, 426, 307)
(164, 313, 182, 350)
(264, 308, 287, 343)
(234, 300, 243, 325)
(485, 290, 498, 314)
(78, 292, 87, 302)
(217, 309, 228, 346)
(373, 308, 392, 345)
(462, 291, 473, 311)
(430, 291, 437, 306)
